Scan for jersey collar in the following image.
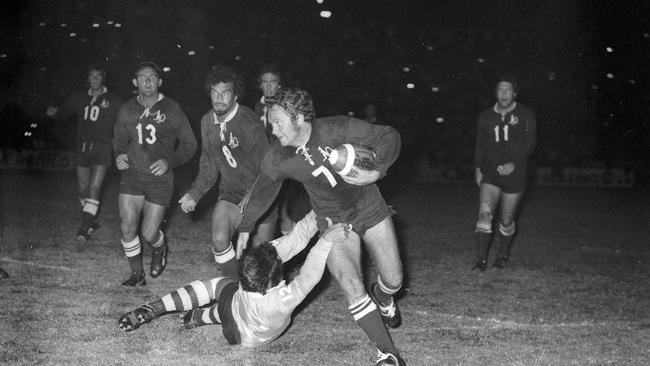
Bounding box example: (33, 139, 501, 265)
(88, 86, 107, 96)
(213, 102, 239, 124)
(493, 101, 517, 115)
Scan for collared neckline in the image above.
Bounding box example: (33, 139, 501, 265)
(88, 86, 107, 96)
(493, 101, 517, 115)
(137, 93, 165, 108)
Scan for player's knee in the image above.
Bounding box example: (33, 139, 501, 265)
(120, 223, 138, 239)
(476, 204, 494, 232)
(140, 227, 159, 243)
(499, 221, 516, 236)
(210, 235, 231, 252)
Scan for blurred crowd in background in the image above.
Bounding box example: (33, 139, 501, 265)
(1, 1, 648, 183)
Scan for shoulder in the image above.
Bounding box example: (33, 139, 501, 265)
(117, 98, 137, 114)
(515, 103, 535, 117)
(236, 105, 260, 123)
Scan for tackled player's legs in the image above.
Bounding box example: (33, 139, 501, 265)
(211, 200, 242, 279)
(327, 230, 401, 359)
(474, 183, 501, 270)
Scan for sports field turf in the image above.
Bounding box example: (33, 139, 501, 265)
(1, 170, 648, 365)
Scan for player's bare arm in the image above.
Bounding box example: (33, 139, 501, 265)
(475, 168, 483, 187)
(236, 231, 250, 259)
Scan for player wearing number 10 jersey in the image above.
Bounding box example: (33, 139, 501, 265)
(113, 61, 197, 286)
(237, 88, 407, 365)
(178, 64, 276, 281)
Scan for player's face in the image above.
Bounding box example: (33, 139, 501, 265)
(268, 105, 300, 147)
(495, 81, 516, 109)
(260, 72, 280, 98)
(87, 70, 104, 91)
(210, 82, 237, 116)
(133, 68, 161, 97)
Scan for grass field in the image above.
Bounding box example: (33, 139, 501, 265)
(0, 169, 649, 366)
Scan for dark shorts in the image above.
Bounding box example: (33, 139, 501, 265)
(219, 188, 278, 226)
(315, 185, 394, 236)
(481, 170, 526, 194)
(76, 141, 112, 167)
(217, 281, 241, 345)
(119, 169, 174, 206)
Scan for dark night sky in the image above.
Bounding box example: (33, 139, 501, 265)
(1, 0, 649, 168)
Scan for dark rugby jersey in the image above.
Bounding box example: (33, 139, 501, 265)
(474, 102, 536, 175)
(186, 104, 269, 202)
(113, 94, 197, 176)
(56, 88, 123, 143)
(240, 116, 400, 232)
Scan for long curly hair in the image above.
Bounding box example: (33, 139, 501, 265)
(266, 88, 316, 124)
(239, 243, 283, 295)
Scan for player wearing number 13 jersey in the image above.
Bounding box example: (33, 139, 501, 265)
(472, 75, 536, 272)
(177, 65, 276, 281)
(237, 88, 407, 366)
(113, 61, 197, 286)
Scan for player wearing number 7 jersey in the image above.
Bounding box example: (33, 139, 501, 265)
(472, 75, 536, 271)
(237, 88, 407, 365)
(177, 64, 276, 280)
(113, 61, 197, 286)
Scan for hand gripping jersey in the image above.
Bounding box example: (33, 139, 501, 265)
(231, 211, 333, 347)
(186, 103, 269, 203)
(240, 116, 400, 233)
(56, 87, 123, 143)
(112, 94, 197, 176)
(474, 102, 537, 178)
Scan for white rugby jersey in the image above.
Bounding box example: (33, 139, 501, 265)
(230, 211, 333, 347)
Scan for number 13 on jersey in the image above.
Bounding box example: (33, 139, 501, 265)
(136, 123, 157, 144)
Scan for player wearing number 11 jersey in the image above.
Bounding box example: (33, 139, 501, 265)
(178, 64, 276, 281)
(472, 75, 536, 271)
(113, 61, 197, 286)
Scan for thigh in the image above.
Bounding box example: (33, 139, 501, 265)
(363, 216, 402, 285)
(478, 183, 502, 212)
(211, 200, 242, 243)
(326, 231, 364, 305)
(76, 166, 91, 190)
(141, 200, 167, 240)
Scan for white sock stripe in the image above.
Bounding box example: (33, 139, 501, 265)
(499, 222, 516, 236)
(121, 237, 141, 257)
(161, 294, 175, 312)
(349, 296, 377, 321)
(82, 200, 100, 215)
(189, 280, 212, 305)
(212, 243, 235, 264)
(177, 288, 193, 310)
(377, 277, 401, 295)
(475, 221, 492, 233)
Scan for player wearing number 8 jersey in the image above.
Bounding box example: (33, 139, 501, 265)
(472, 75, 536, 271)
(113, 61, 197, 286)
(178, 64, 276, 281)
(237, 88, 407, 365)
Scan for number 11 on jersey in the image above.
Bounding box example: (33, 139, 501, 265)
(494, 125, 509, 142)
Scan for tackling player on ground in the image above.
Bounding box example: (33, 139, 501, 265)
(237, 88, 406, 366)
(472, 75, 537, 271)
(177, 64, 276, 280)
(46, 65, 123, 245)
(119, 211, 349, 348)
(113, 61, 197, 286)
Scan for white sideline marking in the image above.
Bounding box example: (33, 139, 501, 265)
(419, 310, 641, 330)
(0, 257, 77, 272)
